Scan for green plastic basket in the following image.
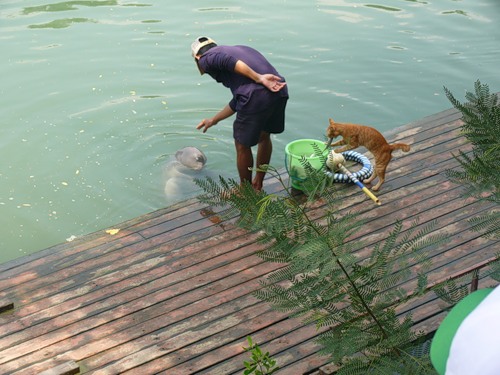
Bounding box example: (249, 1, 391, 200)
(285, 139, 328, 190)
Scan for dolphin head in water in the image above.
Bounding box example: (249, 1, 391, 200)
(175, 146, 207, 171)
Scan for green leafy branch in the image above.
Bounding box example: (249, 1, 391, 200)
(242, 336, 280, 375)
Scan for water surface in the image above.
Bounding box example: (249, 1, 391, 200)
(1, 0, 499, 262)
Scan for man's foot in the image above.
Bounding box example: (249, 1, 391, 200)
(252, 183, 262, 191)
(252, 178, 264, 192)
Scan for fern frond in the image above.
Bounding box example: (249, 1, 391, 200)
(444, 80, 499, 243)
(445, 81, 500, 152)
(255, 244, 291, 263)
(261, 266, 295, 284)
(327, 211, 365, 244)
(468, 210, 500, 239)
(253, 282, 304, 313)
(194, 175, 236, 206)
(432, 273, 474, 305)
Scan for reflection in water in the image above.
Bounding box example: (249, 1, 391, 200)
(29, 18, 96, 29)
(442, 10, 468, 17)
(364, 4, 401, 12)
(23, 0, 153, 29)
(197, 8, 232, 12)
(316, 0, 371, 24)
(22, 1, 119, 15)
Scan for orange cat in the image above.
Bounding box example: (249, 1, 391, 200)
(326, 118, 410, 191)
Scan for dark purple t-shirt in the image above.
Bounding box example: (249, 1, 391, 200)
(198, 45, 288, 114)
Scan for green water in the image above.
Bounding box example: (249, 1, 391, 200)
(1, 0, 499, 263)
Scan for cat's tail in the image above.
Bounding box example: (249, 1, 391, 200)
(389, 143, 411, 152)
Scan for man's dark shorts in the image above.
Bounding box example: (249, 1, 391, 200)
(233, 97, 288, 147)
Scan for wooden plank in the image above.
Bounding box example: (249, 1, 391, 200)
(0, 232, 145, 292)
(0, 223, 232, 315)
(0, 242, 271, 360)
(5, 281, 269, 373)
(1, 256, 285, 373)
(76, 269, 282, 370)
(170, 325, 326, 375)
(95, 307, 285, 374)
(38, 361, 79, 375)
(160, 320, 323, 374)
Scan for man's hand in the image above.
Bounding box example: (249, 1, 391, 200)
(196, 118, 216, 133)
(257, 73, 287, 92)
(196, 104, 235, 133)
(234, 60, 286, 92)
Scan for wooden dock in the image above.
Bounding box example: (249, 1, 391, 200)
(0, 107, 498, 375)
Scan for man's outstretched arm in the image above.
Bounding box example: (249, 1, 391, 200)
(196, 104, 235, 133)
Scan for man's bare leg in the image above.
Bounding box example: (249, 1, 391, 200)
(252, 131, 272, 191)
(235, 140, 253, 185)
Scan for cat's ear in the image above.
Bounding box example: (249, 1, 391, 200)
(329, 118, 335, 125)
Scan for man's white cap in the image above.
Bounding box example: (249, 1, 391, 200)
(191, 36, 216, 58)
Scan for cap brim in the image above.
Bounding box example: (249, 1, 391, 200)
(191, 37, 216, 57)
